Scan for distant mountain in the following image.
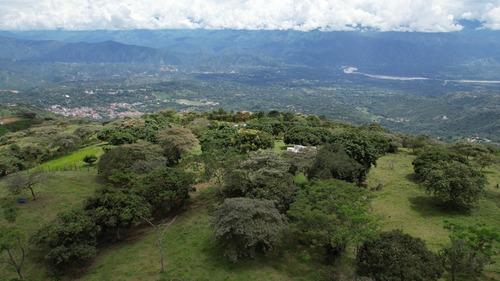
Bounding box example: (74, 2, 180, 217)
(0, 36, 183, 65)
(39, 40, 183, 64)
(3, 29, 500, 77)
(0, 36, 64, 60)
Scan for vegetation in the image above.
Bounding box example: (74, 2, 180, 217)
(288, 179, 377, 262)
(212, 198, 287, 263)
(355, 230, 443, 281)
(0, 107, 499, 281)
(0, 202, 26, 279)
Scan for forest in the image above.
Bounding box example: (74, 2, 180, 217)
(1, 105, 499, 280)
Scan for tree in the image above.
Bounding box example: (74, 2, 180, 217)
(441, 239, 489, 281)
(225, 151, 297, 211)
(0, 203, 26, 279)
(355, 230, 443, 281)
(0, 155, 22, 177)
(73, 124, 101, 144)
(441, 221, 500, 280)
(97, 146, 146, 178)
(50, 133, 80, 155)
(473, 153, 495, 171)
(212, 198, 287, 263)
(199, 124, 238, 152)
(329, 132, 379, 178)
(450, 141, 488, 159)
(308, 143, 365, 184)
(135, 167, 194, 218)
(33, 209, 100, 267)
(156, 127, 199, 164)
(231, 129, 274, 153)
(412, 146, 468, 178)
(196, 148, 243, 197)
(142, 216, 176, 273)
(422, 161, 487, 208)
(288, 179, 378, 261)
(6, 171, 52, 200)
(84, 186, 150, 240)
(284, 126, 332, 146)
(83, 154, 98, 166)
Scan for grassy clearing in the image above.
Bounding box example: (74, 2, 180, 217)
(366, 149, 500, 280)
(0, 146, 106, 280)
(32, 143, 105, 172)
(273, 140, 288, 153)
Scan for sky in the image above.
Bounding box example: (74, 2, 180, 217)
(1, 0, 500, 32)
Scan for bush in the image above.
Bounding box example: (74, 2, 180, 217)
(83, 154, 98, 165)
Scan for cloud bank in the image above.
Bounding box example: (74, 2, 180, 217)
(1, 0, 499, 32)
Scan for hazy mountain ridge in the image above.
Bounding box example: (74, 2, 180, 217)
(2, 30, 500, 77)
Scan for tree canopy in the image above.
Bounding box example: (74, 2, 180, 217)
(134, 167, 194, 218)
(355, 230, 443, 281)
(156, 127, 199, 164)
(225, 151, 297, 211)
(288, 179, 377, 261)
(212, 198, 287, 263)
(422, 161, 487, 208)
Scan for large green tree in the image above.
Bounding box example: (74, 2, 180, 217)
(33, 209, 101, 267)
(212, 198, 287, 263)
(135, 167, 194, 218)
(412, 146, 468, 178)
(231, 129, 274, 153)
(288, 179, 377, 261)
(156, 127, 199, 164)
(422, 161, 487, 208)
(441, 221, 500, 280)
(308, 143, 365, 184)
(329, 132, 379, 181)
(199, 123, 238, 152)
(195, 148, 243, 197)
(226, 151, 297, 211)
(355, 230, 443, 281)
(84, 186, 150, 240)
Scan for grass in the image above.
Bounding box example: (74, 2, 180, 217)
(32, 143, 105, 172)
(0, 171, 104, 280)
(273, 140, 288, 153)
(366, 149, 500, 280)
(79, 200, 330, 281)
(0, 146, 107, 281)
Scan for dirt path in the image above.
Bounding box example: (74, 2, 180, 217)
(0, 117, 21, 124)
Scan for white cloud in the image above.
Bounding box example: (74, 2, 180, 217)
(0, 0, 499, 31)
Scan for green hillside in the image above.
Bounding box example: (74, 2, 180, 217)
(1, 109, 499, 281)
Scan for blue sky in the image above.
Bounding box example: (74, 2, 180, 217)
(1, 0, 499, 32)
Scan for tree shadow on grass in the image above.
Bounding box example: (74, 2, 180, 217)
(405, 173, 420, 183)
(408, 196, 471, 218)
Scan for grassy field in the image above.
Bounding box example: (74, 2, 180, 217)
(1, 147, 499, 280)
(366, 149, 500, 280)
(0, 170, 104, 280)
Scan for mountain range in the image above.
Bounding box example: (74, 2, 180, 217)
(2, 29, 500, 78)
